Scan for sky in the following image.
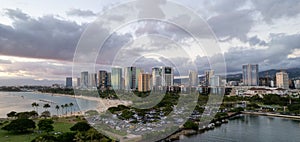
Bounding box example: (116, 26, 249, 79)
(0, 0, 300, 86)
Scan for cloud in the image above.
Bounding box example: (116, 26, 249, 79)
(0, 59, 12, 64)
(0, 9, 84, 61)
(4, 8, 29, 20)
(66, 9, 97, 17)
(223, 33, 300, 72)
(251, 0, 300, 22)
(248, 36, 267, 46)
(208, 10, 254, 41)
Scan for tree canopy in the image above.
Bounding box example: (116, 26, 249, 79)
(38, 119, 54, 133)
(2, 118, 36, 133)
(70, 122, 91, 132)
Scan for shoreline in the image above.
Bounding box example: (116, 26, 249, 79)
(242, 111, 300, 119)
(164, 111, 300, 141)
(37, 91, 132, 113)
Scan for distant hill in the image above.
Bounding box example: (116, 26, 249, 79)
(227, 68, 300, 81)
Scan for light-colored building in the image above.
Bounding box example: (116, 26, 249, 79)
(152, 67, 162, 87)
(210, 75, 222, 87)
(161, 66, 174, 86)
(107, 72, 111, 87)
(138, 73, 152, 92)
(294, 80, 300, 89)
(242, 64, 259, 86)
(189, 70, 198, 87)
(88, 73, 97, 88)
(111, 67, 122, 90)
(124, 67, 137, 90)
(80, 71, 88, 88)
(135, 68, 144, 88)
(276, 71, 289, 89)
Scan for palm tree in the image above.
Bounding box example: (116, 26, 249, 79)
(61, 105, 65, 115)
(43, 104, 51, 111)
(69, 103, 74, 115)
(32, 102, 40, 113)
(36, 103, 39, 114)
(55, 105, 60, 116)
(32, 102, 37, 111)
(64, 103, 69, 115)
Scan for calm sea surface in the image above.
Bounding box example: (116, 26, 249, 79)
(0, 92, 97, 118)
(178, 115, 300, 142)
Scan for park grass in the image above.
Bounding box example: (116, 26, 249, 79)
(0, 129, 39, 142)
(0, 119, 75, 142)
(53, 121, 74, 132)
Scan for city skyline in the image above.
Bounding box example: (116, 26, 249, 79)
(1, 1, 300, 86)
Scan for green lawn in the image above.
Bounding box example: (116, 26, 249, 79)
(0, 129, 38, 142)
(0, 120, 74, 142)
(53, 121, 74, 132)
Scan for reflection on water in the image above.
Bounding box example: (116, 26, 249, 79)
(0, 92, 97, 118)
(179, 115, 300, 142)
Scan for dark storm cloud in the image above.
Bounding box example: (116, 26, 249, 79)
(66, 9, 97, 17)
(208, 10, 254, 41)
(0, 9, 84, 61)
(248, 36, 267, 46)
(251, 0, 300, 22)
(224, 33, 300, 72)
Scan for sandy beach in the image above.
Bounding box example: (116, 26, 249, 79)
(39, 92, 132, 113)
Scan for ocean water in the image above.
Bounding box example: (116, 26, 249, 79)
(0, 92, 98, 118)
(178, 115, 300, 142)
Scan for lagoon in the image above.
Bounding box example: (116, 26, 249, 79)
(178, 115, 300, 142)
(0, 92, 97, 118)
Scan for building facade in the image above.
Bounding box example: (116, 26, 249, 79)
(138, 73, 152, 92)
(189, 70, 198, 87)
(124, 67, 137, 90)
(88, 73, 97, 88)
(276, 71, 289, 89)
(66, 77, 72, 88)
(204, 70, 214, 86)
(242, 64, 259, 86)
(152, 67, 162, 87)
(98, 70, 108, 88)
(111, 67, 122, 90)
(80, 71, 88, 88)
(135, 68, 144, 89)
(161, 67, 174, 87)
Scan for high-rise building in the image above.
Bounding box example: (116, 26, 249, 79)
(242, 64, 259, 86)
(294, 80, 300, 89)
(204, 70, 214, 86)
(189, 70, 198, 87)
(276, 71, 289, 89)
(80, 71, 88, 88)
(151, 66, 174, 87)
(107, 72, 111, 87)
(161, 67, 174, 86)
(98, 70, 108, 88)
(88, 73, 97, 87)
(66, 77, 72, 88)
(152, 67, 162, 87)
(76, 78, 81, 87)
(135, 68, 144, 88)
(111, 67, 122, 90)
(124, 67, 136, 90)
(210, 75, 222, 87)
(138, 73, 152, 92)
